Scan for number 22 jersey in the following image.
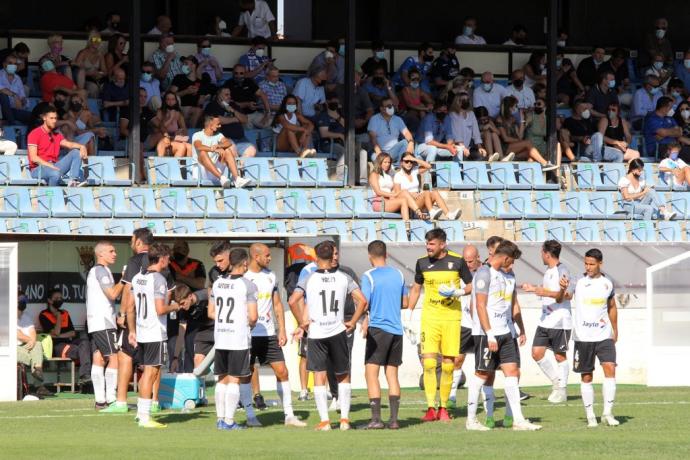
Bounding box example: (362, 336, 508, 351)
(212, 274, 258, 350)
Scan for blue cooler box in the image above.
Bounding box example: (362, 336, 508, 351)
(159, 373, 206, 409)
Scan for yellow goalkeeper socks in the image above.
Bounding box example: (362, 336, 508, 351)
(423, 358, 438, 408)
(439, 361, 455, 408)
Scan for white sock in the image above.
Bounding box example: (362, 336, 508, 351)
(450, 369, 463, 400)
(215, 382, 227, 420)
(482, 385, 495, 418)
(557, 361, 569, 389)
(313, 386, 329, 422)
(536, 357, 559, 386)
(104, 368, 118, 404)
(504, 376, 525, 423)
(580, 382, 595, 419)
(240, 383, 256, 419)
(91, 365, 106, 404)
(467, 374, 486, 420)
(338, 383, 352, 420)
(137, 398, 151, 424)
(603, 378, 616, 415)
(224, 383, 240, 425)
(278, 380, 294, 418)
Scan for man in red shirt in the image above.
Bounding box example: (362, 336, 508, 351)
(28, 104, 87, 186)
(39, 58, 85, 102)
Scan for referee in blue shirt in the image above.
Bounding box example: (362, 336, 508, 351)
(361, 240, 409, 430)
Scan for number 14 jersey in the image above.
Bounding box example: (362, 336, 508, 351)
(212, 274, 258, 350)
(296, 268, 359, 339)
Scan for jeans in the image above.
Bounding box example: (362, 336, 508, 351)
(373, 139, 409, 163)
(0, 93, 32, 125)
(622, 189, 664, 219)
(588, 132, 624, 162)
(415, 143, 454, 162)
(30, 149, 84, 185)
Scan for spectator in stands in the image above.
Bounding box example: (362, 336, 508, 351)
(395, 152, 460, 220)
(556, 57, 585, 106)
(207, 16, 231, 37)
(102, 68, 129, 130)
(148, 15, 173, 35)
(272, 94, 315, 158)
(644, 96, 686, 157)
(152, 91, 192, 157)
(293, 66, 327, 121)
(232, 0, 277, 39)
(645, 52, 673, 89)
(400, 68, 433, 134)
(599, 48, 632, 106)
(239, 36, 272, 83)
(523, 51, 546, 87)
(369, 152, 425, 223)
(259, 67, 288, 113)
(475, 106, 503, 158)
(151, 33, 183, 90)
(560, 99, 596, 161)
(223, 63, 271, 128)
(204, 87, 257, 157)
(63, 93, 109, 155)
(38, 288, 92, 383)
(596, 101, 639, 162)
(0, 42, 31, 85)
(28, 104, 87, 185)
(393, 42, 434, 93)
(619, 158, 675, 220)
(0, 53, 31, 125)
(557, 29, 569, 48)
(192, 114, 251, 188)
(104, 33, 129, 78)
(431, 42, 460, 92)
(503, 24, 528, 46)
(0, 128, 18, 155)
(496, 96, 555, 169)
(659, 142, 690, 187)
(414, 100, 456, 162)
(101, 11, 122, 36)
(667, 78, 685, 108)
(455, 16, 487, 45)
(361, 40, 388, 77)
(353, 67, 374, 180)
(40, 34, 73, 80)
(586, 71, 619, 119)
(170, 56, 214, 128)
(639, 17, 673, 69)
(363, 65, 398, 108)
(444, 91, 488, 160)
(317, 92, 346, 180)
(194, 38, 223, 85)
(444, 69, 475, 107)
(632, 75, 662, 129)
(140, 61, 162, 110)
(672, 101, 690, 160)
(310, 39, 345, 90)
(673, 50, 690, 92)
(526, 97, 548, 157)
(74, 32, 107, 98)
(122, 88, 158, 180)
(576, 46, 605, 89)
(367, 97, 414, 163)
(473, 71, 506, 118)
(505, 69, 535, 110)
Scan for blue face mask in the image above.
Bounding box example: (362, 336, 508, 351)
(201, 47, 211, 57)
(463, 26, 473, 36)
(338, 44, 345, 56)
(141, 72, 153, 82)
(650, 86, 661, 95)
(181, 64, 191, 75)
(410, 81, 420, 89)
(5, 64, 17, 74)
(608, 79, 616, 89)
(670, 151, 680, 161)
(653, 61, 664, 70)
(286, 104, 297, 113)
(41, 60, 55, 72)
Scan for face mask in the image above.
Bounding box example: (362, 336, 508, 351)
(338, 44, 345, 56)
(685, 59, 690, 69)
(653, 61, 664, 70)
(286, 104, 297, 113)
(372, 76, 384, 86)
(218, 20, 227, 31)
(327, 102, 339, 111)
(172, 252, 186, 262)
(463, 26, 473, 36)
(201, 47, 211, 56)
(267, 80, 277, 86)
(555, 59, 562, 68)
(670, 151, 680, 160)
(672, 90, 681, 98)
(41, 60, 55, 72)
(667, 108, 675, 117)
(513, 79, 524, 88)
(608, 111, 618, 119)
(482, 82, 493, 92)
(557, 40, 566, 47)
(181, 65, 191, 75)
(51, 45, 63, 54)
(682, 109, 690, 119)
(111, 22, 119, 30)
(633, 172, 643, 179)
(165, 44, 175, 53)
(593, 58, 602, 66)
(52, 299, 63, 309)
(114, 80, 125, 88)
(435, 112, 446, 120)
(410, 81, 420, 89)
(54, 99, 65, 109)
(581, 109, 591, 119)
(460, 100, 470, 110)
(254, 48, 265, 58)
(608, 79, 616, 89)
(70, 102, 82, 112)
(511, 107, 519, 115)
(385, 106, 395, 116)
(375, 50, 385, 60)
(650, 86, 661, 95)
(423, 54, 434, 63)
(325, 50, 334, 59)
(5, 64, 17, 74)
(221, 100, 231, 109)
(141, 72, 152, 82)
(534, 107, 544, 114)
(656, 28, 666, 39)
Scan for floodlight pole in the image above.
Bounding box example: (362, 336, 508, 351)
(128, 0, 142, 181)
(344, 0, 356, 186)
(546, 0, 559, 165)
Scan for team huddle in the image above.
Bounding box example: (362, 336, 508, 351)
(84, 227, 620, 431)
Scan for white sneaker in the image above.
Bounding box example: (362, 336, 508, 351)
(664, 210, 677, 221)
(466, 418, 491, 431)
(246, 417, 263, 427)
(234, 176, 251, 188)
(587, 416, 598, 428)
(502, 152, 516, 162)
(488, 152, 501, 162)
(430, 208, 443, 220)
(285, 416, 307, 427)
(220, 175, 232, 189)
(602, 414, 619, 426)
(541, 162, 558, 172)
(329, 397, 338, 412)
(512, 419, 542, 431)
(548, 388, 567, 404)
(447, 208, 462, 220)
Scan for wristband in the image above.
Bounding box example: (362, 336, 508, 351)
(486, 330, 496, 342)
(117, 312, 126, 318)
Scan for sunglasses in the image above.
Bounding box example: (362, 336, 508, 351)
(402, 159, 414, 164)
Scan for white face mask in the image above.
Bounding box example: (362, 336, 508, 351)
(325, 51, 334, 59)
(218, 20, 227, 31)
(655, 28, 666, 39)
(255, 48, 265, 58)
(685, 59, 690, 69)
(557, 40, 566, 47)
(385, 106, 395, 116)
(667, 108, 675, 117)
(581, 109, 591, 119)
(165, 44, 175, 53)
(682, 109, 690, 119)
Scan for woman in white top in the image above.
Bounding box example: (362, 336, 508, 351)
(272, 94, 316, 158)
(618, 158, 675, 220)
(658, 142, 690, 188)
(394, 152, 461, 220)
(369, 152, 427, 222)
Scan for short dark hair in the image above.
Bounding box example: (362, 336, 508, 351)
(142, 60, 155, 69)
(148, 243, 170, 265)
(611, 48, 628, 60)
(315, 240, 336, 261)
(209, 241, 231, 257)
(204, 114, 219, 125)
(197, 36, 211, 47)
(656, 96, 674, 110)
(13, 42, 30, 54)
(418, 41, 432, 54)
(132, 227, 154, 246)
(542, 240, 562, 258)
(425, 228, 447, 242)
(252, 36, 267, 47)
(494, 240, 522, 259)
(39, 104, 58, 117)
(368, 240, 387, 258)
(229, 248, 248, 266)
(585, 248, 603, 262)
(46, 288, 62, 300)
(371, 40, 384, 51)
(486, 235, 504, 249)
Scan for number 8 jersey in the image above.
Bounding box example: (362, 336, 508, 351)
(296, 268, 359, 339)
(212, 274, 258, 350)
(132, 271, 169, 343)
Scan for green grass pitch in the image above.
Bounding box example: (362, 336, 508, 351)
(1, 385, 689, 459)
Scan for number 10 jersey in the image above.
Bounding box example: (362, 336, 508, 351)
(212, 274, 258, 350)
(131, 271, 169, 343)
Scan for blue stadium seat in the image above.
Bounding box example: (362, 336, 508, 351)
(291, 220, 319, 234)
(65, 189, 111, 218)
(516, 163, 559, 190)
(1, 125, 28, 148)
(477, 191, 522, 219)
(436, 221, 465, 242)
(159, 188, 205, 218)
(187, 189, 234, 219)
(545, 221, 573, 242)
(563, 192, 598, 219)
(258, 220, 287, 233)
(252, 189, 296, 218)
(658, 221, 682, 242)
(588, 192, 627, 220)
(36, 187, 80, 218)
(520, 221, 546, 242)
(86, 98, 100, 116)
(240, 158, 287, 187)
(409, 220, 433, 242)
(600, 163, 626, 191)
(129, 189, 173, 218)
(321, 220, 350, 240)
(148, 157, 197, 186)
(645, 163, 670, 192)
(573, 163, 604, 190)
(0, 156, 40, 185)
(135, 219, 167, 235)
(533, 191, 577, 219)
(311, 189, 351, 218)
(7, 218, 40, 233)
(230, 219, 258, 233)
(272, 159, 316, 187)
(573, 221, 601, 242)
(107, 219, 135, 235)
(221, 189, 267, 218)
(40, 218, 72, 234)
(601, 221, 627, 242)
(434, 162, 473, 190)
(199, 220, 230, 234)
(339, 189, 399, 219)
(96, 188, 140, 218)
(667, 192, 690, 219)
(85, 156, 132, 186)
(279, 190, 322, 219)
(488, 163, 530, 190)
(462, 162, 502, 190)
(72, 219, 108, 235)
(380, 220, 409, 242)
(506, 191, 545, 219)
(170, 220, 198, 234)
(630, 220, 656, 242)
(351, 220, 378, 242)
(311, 158, 343, 187)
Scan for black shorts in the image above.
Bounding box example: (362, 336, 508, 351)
(251, 335, 285, 365)
(307, 330, 350, 374)
(460, 327, 475, 355)
(90, 329, 119, 357)
(533, 326, 571, 353)
(194, 327, 214, 356)
(137, 341, 167, 367)
(116, 327, 138, 357)
(365, 327, 403, 366)
(474, 333, 521, 372)
(298, 331, 308, 358)
(573, 339, 616, 374)
(214, 349, 251, 378)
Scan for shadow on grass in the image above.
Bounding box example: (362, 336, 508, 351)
(157, 411, 209, 424)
